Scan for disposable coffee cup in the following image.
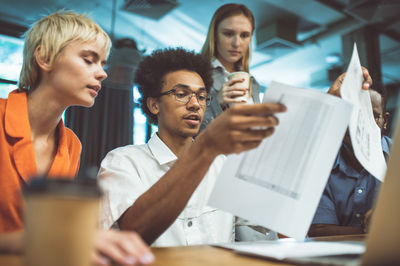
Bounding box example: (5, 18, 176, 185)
(227, 71, 254, 105)
(24, 177, 102, 266)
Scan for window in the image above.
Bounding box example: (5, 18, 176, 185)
(0, 34, 23, 98)
(0, 83, 18, 98)
(133, 86, 157, 144)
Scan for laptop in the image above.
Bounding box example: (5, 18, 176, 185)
(361, 114, 400, 265)
(217, 116, 400, 265)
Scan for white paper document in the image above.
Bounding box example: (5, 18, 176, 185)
(208, 81, 353, 240)
(340, 43, 387, 181)
(217, 241, 365, 260)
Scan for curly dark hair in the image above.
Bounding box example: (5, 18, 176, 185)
(134, 47, 213, 125)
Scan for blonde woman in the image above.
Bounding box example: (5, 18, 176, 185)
(199, 3, 280, 242)
(200, 3, 260, 131)
(199, 4, 374, 242)
(0, 11, 153, 265)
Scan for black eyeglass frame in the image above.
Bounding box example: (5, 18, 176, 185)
(158, 87, 212, 107)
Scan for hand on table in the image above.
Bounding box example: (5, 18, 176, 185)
(362, 209, 374, 233)
(93, 230, 154, 266)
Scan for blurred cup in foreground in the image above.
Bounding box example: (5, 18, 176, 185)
(24, 177, 101, 266)
(227, 71, 254, 105)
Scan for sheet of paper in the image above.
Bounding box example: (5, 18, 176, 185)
(217, 241, 365, 260)
(340, 43, 387, 181)
(208, 81, 352, 240)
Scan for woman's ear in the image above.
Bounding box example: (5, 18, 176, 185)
(34, 46, 51, 72)
(147, 97, 160, 115)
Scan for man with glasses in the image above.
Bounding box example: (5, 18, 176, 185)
(98, 48, 286, 246)
(309, 88, 391, 237)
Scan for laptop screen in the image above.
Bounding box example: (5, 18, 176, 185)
(362, 115, 400, 265)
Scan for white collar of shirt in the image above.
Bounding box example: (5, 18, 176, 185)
(211, 58, 245, 75)
(211, 58, 230, 82)
(99, 132, 234, 246)
(211, 58, 226, 70)
(148, 133, 177, 165)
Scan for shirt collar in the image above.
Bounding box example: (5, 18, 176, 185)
(211, 58, 246, 76)
(333, 144, 360, 178)
(211, 58, 225, 70)
(5, 89, 31, 139)
(333, 136, 391, 178)
(147, 133, 177, 165)
(4, 89, 77, 181)
(5, 89, 69, 143)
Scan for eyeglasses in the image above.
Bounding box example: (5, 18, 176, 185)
(158, 86, 211, 107)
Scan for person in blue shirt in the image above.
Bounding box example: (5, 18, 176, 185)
(309, 88, 391, 237)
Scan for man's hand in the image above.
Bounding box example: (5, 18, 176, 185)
(93, 230, 154, 266)
(199, 102, 286, 157)
(362, 209, 374, 233)
(0, 230, 154, 266)
(328, 67, 372, 97)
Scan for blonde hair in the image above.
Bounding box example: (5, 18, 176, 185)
(201, 3, 255, 72)
(19, 10, 111, 91)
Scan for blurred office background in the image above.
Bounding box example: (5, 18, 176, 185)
(0, 0, 399, 171)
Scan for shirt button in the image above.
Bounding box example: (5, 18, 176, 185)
(357, 189, 363, 194)
(187, 221, 192, 227)
(356, 213, 361, 218)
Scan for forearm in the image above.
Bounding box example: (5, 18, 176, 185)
(308, 224, 364, 237)
(119, 136, 217, 244)
(118, 103, 285, 244)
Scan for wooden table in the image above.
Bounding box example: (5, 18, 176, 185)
(311, 234, 365, 242)
(0, 245, 289, 266)
(0, 235, 364, 266)
(151, 245, 289, 266)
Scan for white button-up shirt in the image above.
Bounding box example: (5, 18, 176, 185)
(98, 133, 235, 247)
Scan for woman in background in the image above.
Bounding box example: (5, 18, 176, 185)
(200, 3, 279, 242)
(200, 3, 261, 131)
(199, 3, 374, 242)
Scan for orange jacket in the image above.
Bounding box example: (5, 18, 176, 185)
(0, 90, 81, 232)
